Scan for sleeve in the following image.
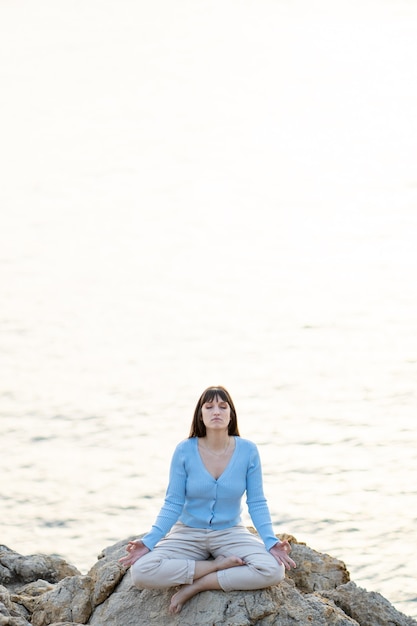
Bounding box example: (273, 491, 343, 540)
(246, 444, 281, 551)
(140, 442, 187, 550)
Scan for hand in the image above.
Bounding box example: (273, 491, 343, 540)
(119, 540, 150, 568)
(269, 540, 296, 570)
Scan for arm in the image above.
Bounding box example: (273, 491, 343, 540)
(120, 442, 187, 569)
(246, 444, 279, 550)
(246, 444, 295, 568)
(140, 442, 187, 550)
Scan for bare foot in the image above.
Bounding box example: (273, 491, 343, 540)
(169, 585, 194, 614)
(168, 556, 245, 614)
(213, 554, 245, 570)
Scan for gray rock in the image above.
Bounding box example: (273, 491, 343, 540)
(323, 581, 417, 626)
(30, 576, 92, 626)
(88, 577, 359, 626)
(0, 590, 32, 626)
(0, 535, 416, 626)
(0, 548, 80, 591)
(282, 534, 350, 592)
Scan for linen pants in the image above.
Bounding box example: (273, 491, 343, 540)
(130, 523, 285, 592)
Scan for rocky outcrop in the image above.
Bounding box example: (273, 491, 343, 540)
(0, 534, 415, 626)
(0, 546, 80, 589)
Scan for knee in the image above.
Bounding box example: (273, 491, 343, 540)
(130, 557, 159, 590)
(246, 557, 285, 588)
(269, 562, 285, 585)
(256, 559, 285, 587)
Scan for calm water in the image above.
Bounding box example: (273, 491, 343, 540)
(1, 0, 417, 619)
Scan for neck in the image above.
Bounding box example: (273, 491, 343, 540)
(203, 431, 230, 449)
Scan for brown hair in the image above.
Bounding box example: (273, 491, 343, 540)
(188, 385, 240, 438)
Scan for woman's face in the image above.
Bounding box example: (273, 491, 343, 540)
(201, 395, 231, 432)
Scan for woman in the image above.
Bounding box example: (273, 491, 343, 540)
(120, 385, 296, 614)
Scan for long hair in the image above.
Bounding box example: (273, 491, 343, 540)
(188, 385, 240, 438)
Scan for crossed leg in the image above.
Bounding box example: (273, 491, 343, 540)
(131, 524, 283, 615)
(169, 555, 246, 614)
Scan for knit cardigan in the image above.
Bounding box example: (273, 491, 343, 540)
(141, 436, 280, 551)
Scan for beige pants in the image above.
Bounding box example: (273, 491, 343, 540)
(130, 523, 285, 592)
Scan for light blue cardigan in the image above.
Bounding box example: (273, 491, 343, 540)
(141, 436, 280, 552)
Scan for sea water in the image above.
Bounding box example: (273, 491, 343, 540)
(1, 0, 416, 618)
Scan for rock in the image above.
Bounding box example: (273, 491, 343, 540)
(0, 536, 416, 626)
(0, 588, 32, 626)
(88, 577, 360, 626)
(323, 581, 417, 626)
(276, 533, 350, 592)
(30, 576, 92, 626)
(28, 541, 126, 626)
(0, 586, 17, 614)
(0, 548, 80, 591)
(87, 534, 356, 625)
(10, 581, 55, 615)
(86, 552, 126, 607)
(1, 584, 32, 625)
(0, 609, 30, 626)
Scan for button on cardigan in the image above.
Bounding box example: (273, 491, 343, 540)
(141, 436, 280, 552)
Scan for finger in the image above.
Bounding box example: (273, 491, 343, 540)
(127, 543, 138, 552)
